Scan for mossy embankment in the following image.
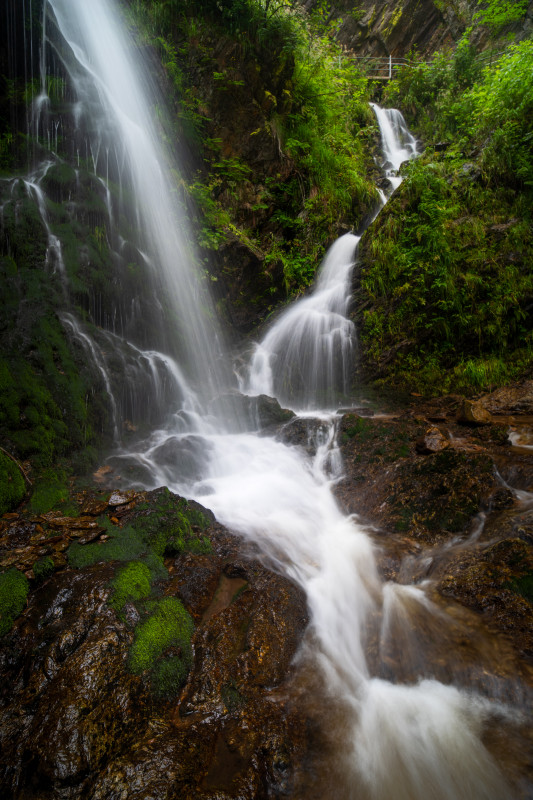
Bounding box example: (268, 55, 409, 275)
(357, 34, 533, 396)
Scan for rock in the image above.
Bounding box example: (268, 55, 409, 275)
(46, 516, 101, 531)
(108, 490, 136, 507)
(457, 398, 493, 426)
(0, 491, 309, 798)
(253, 393, 295, 429)
(482, 379, 533, 416)
(415, 426, 450, 454)
(277, 417, 331, 451)
(80, 497, 110, 516)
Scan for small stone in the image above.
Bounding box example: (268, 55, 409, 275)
(415, 427, 450, 455)
(80, 498, 110, 516)
(457, 399, 493, 426)
(47, 516, 100, 531)
(108, 491, 136, 507)
(77, 529, 106, 545)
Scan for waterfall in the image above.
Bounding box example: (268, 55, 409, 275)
(6, 0, 525, 795)
(243, 232, 360, 412)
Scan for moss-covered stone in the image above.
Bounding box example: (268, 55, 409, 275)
(0, 568, 29, 635)
(128, 597, 194, 687)
(109, 561, 152, 613)
(32, 555, 55, 581)
(133, 487, 212, 557)
(0, 451, 26, 515)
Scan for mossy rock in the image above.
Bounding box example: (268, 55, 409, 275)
(0, 451, 26, 515)
(109, 561, 152, 613)
(128, 597, 194, 697)
(32, 556, 55, 581)
(0, 568, 29, 636)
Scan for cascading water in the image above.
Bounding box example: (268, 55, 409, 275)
(5, 0, 530, 795)
(243, 232, 361, 412)
(370, 103, 419, 192)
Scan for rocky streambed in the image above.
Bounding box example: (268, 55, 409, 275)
(1, 383, 533, 798)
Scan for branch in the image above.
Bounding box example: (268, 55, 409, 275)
(0, 446, 33, 488)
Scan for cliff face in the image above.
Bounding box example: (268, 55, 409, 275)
(301, 0, 533, 58)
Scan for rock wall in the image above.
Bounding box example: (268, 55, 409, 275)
(301, 0, 533, 58)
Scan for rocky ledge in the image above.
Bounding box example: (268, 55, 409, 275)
(0, 488, 308, 799)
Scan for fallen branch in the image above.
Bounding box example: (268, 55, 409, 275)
(0, 446, 33, 487)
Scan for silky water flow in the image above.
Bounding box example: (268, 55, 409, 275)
(13, 0, 530, 796)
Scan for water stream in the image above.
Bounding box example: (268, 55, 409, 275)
(6, 0, 531, 796)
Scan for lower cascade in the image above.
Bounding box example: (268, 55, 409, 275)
(2, 0, 531, 797)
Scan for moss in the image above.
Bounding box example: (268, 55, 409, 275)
(509, 573, 533, 604)
(109, 561, 152, 613)
(0, 568, 29, 636)
(29, 468, 71, 514)
(32, 556, 55, 581)
(221, 680, 246, 711)
(151, 655, 191, 700)
(68, 518, 148, 568)
(133, 488, 212, 557)
(0, 451, 26, 515)
(128, 597, 194, 677)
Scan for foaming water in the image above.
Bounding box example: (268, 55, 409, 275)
(243, 233, 360, 412)
(370, 103, 418, 191)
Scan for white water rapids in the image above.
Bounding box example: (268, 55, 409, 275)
(33, 1, 524, 796)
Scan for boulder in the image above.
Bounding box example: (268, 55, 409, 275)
(457, 398, 493, 426)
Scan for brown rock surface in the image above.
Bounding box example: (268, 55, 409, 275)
(0, 491, 309, 800)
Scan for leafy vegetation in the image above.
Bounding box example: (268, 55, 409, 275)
(359, 35, 533, 395)
(127, 0, 377, 298)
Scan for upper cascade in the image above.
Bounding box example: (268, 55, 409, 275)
(242, 104, 418, 413)
(370, 103, 419, 191)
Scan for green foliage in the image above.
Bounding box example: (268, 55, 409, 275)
(474, 0, 528, 33)
(360, 152, 533, 393)
(510, 572, 533, 604)
(0, 451, 26, 515)
(128, 0, 376, 298)
(109, 561, 152, 613)
(151, 655, 191, 699)
(128, 596, 193, 676)
(68, 517, 148, 568)
(365, 37, 533, 395)
(0, 569, 29, 636)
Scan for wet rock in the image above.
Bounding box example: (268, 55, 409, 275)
(0, 490, 309, 798)
(253, 393, 295, 429)
(80, 497, 110, 516)
(489, 488, 515, 511)
(210, 392, 294, 432)
(108, 490, 136, 507)
(457, 398, 493, 426)
(150, 434, 213, 483)
(482, 379, 533, 416)
(277, 416, 331, 451)
(415, 426, 450, 454)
